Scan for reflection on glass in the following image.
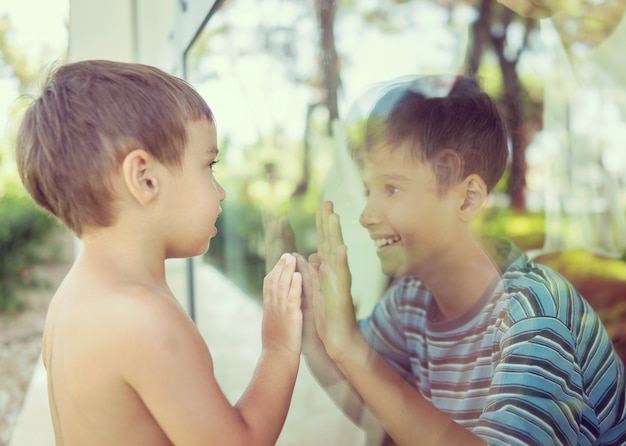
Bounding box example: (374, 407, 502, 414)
(186, 0, 322, 298)
(185, 0, 481, 309)
(185, 0, 626, 302)
(183, 0, 626, 444)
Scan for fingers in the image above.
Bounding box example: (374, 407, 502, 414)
(264, 253, 300, 304)
(262, 253, 303, 355)
(316, 207, 325, 258)
(308, 253, 321, 271)
(318, 252, 346, 306)
(321, 202, 332, 251)
(317, 201, 345, 262)
(328, 215, 344, 250)
(295, 254, 314, 295)
(316, 202, 331, 259)
(294, 255, 322, 346)
(295, 254, 317, 283)
(278, 254, 299, 302)
(295, 254, 320, 312)
(288, 270, 302, 305)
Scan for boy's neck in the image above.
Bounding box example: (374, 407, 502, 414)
(78, 226, 169, 290)
(417, 238, 500, 323)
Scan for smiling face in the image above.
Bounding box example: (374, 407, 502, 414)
(358, 144, 462, 278)
(162, 118, 226, 258)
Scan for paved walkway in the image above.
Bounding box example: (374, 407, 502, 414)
(9, 258, 367, 446)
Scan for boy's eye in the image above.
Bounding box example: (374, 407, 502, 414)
(208, 159, 219, 170)
(385, 185, 399, 195)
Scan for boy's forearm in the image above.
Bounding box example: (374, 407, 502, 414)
(303, 336, 390, 441)
(234, 349, 300, 445)
(302, 333, 343, 387)
(332, 333, 487, 446)
(302, 341, 366, 424)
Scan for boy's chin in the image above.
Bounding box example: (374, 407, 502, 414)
(166, 242, 210, 259)
(193, 242, 211, 258)
(378, 246, 406, 278)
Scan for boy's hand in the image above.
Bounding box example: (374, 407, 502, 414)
(262, 253, 303, 356)
(313, 201, 359, 360)
(294, 253, 324, 354)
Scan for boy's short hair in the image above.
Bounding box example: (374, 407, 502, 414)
(354, 75, 509, 193)
(16, 59, 214, 236)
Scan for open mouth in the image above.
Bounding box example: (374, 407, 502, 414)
(374, 236, 401, 249)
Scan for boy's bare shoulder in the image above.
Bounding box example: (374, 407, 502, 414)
(44, 273, 209, 376)
(42, 273, 220, 445)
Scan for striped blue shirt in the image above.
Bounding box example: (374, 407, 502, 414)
(358, 242, 626, 445)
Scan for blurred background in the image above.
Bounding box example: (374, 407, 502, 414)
(1, 0, 625, 445)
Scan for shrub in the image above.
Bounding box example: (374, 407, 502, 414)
(0, 194, 59, 313)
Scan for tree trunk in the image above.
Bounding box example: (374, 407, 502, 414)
(466, 0, 493, 76)
(318, 0, 340, 130)
(490, 5, 533, 209)
(465, 0, 537, 209)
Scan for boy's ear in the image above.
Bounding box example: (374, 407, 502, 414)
(121, 149, 160, 206)
(459, 174, 488, 221)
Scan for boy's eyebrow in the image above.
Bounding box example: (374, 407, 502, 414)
(206, 146, 219, 156)
(362, 172, 410, 184)
(381, 173, 410, 182)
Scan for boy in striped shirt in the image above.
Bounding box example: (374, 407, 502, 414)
(299, 75, 626, 445)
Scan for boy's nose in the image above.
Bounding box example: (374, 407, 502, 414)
(216, 181, 226, 201)
(359, 202, 380, 228)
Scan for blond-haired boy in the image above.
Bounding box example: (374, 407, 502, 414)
(17, 59, 302, 446)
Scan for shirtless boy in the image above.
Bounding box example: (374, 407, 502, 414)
(16, 59, 302, 445)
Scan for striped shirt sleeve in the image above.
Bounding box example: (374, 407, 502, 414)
(475, 316, 583, 445)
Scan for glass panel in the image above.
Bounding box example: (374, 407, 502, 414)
(185, 0, 626, 270)
(185, 0, 484, 314)
(184, 1, 626, 442)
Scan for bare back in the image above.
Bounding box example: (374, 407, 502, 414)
(41, 245, 302, 446)
(42, 263, 198, 446)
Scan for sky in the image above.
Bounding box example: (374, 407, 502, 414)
(0, 0, 68, 54)
(0, 0, 68, 188)
(0, 0, 68, 134)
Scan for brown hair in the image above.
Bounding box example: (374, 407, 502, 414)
(360, 76, 509, 194)
(16, 59, 214, 236)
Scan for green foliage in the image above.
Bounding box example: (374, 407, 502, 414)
(205, 183, 321, 300)
(537, 250, 626, 282)
(0, 12, 67, 313)
(473, 206, 546, 251)
(203, 132, 328, 298)
(0, 193, 59, 313)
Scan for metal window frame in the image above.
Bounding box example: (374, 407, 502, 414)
(171, 0, 226, 322)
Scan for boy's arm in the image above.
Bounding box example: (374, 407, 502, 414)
(235, 253, 303, 437)
(297, 253, 388, 446)
(314, 201, 487, 446)
(296, 254, 372, 423)
(121, 254, 302, 446)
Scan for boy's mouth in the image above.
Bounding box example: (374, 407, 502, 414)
(374, 236, 401, 249)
